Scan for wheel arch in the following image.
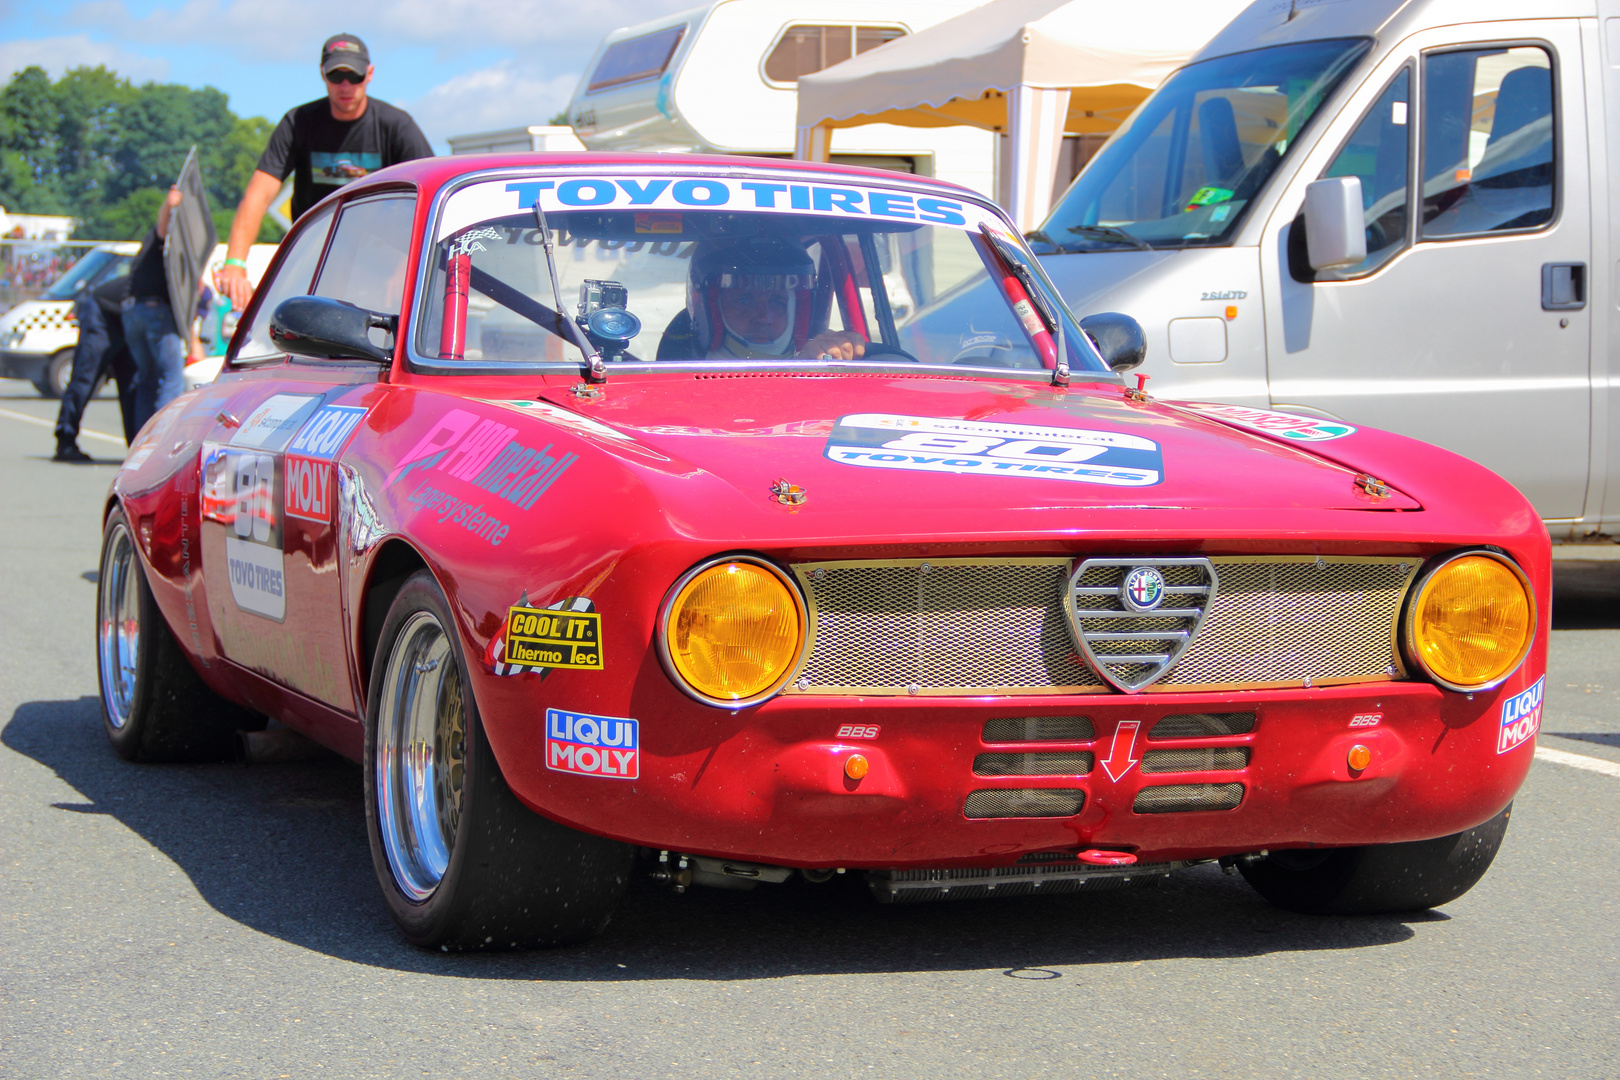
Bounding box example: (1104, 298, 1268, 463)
(356, 538, 433, 696)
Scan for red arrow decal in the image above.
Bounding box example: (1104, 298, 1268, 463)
(1101, 720, 1141, 781)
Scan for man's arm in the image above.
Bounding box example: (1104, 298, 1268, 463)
(218, 169, 281, 309)
(155, 185, 180, 238)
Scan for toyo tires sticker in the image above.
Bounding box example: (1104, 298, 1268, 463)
(1497, 676, 1544, 754)
(1183, 403, 1355, 442)
(824, 413, 1162, 487)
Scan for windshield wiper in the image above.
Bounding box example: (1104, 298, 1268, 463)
(1065, 224, 1154, 252)
(531, 197, 606, 382)
(1023, 228, 1071, 253)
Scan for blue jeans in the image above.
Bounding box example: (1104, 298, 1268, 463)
(124, 300, 185, 433)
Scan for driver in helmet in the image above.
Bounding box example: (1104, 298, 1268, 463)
(687, 237, 866, 360)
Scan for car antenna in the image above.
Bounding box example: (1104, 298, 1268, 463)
(532, 197, 606, 383)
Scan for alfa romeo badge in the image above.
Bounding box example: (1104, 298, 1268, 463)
(1121, 566, 1167, 612)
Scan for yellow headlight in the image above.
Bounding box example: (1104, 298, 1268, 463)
(1407, 553, 1534, 690)
(663, 559, 805, 704)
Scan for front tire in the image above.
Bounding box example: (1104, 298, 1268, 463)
(40, 348, 72, 399)
(364, 570, 633, 951)
(1239, 805, 1512, 915)
(97, 507, 261, 761)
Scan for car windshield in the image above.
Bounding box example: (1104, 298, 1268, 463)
(417, 172, 1108, 377)
(45, 247, 128, 300)
(1035, 38, 1371, 253)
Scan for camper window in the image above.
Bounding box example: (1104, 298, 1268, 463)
(588, 26, 686, 94)
(764, 25, 905, 84)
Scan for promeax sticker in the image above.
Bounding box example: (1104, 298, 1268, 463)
(824, 413, 1162, 487)
(1497, 676, 1544, 754)
(545, 708, 638, 779)
(506, 603, 603, 670)
(1182, 403, 1355, 442)
(433, 174, 1005, 242)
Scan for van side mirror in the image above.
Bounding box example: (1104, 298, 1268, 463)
(1079, 312, 1147, 373)
(269, 295, 396, 363)
(1302, 177, 1367, 271)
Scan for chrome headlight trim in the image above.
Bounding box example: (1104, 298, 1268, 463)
(656, 553, 809, 709)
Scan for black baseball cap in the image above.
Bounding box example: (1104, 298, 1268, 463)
(321, 34, 370, 75)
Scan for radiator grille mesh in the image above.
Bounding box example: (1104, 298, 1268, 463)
(981, 715, 1095, 742)
(788, 556, 1412, 695)
(973, 752, 1094, 776)
(1141, 747, 1250, 773)
(963, 788, 1085, 818)
(1133, 783, 1245, 814)
(1150, 712, 1257, 738)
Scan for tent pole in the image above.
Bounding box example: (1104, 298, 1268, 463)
(1007, 85, 1071, 233)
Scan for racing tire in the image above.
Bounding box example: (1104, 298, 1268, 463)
(364, 570, 634, 951)
(39, 348, 73, 399)
(97, 507, 262, 762)
(1239, 804, 1512, 915)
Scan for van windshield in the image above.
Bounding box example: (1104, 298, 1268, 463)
(45, 247, 128, 300)
(1034, 38, 1371, 253)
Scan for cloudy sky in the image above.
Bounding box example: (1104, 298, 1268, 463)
(0, 0, 701, 150)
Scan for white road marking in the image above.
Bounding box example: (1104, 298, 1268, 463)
(1535, 745, 1620, 779)
(0, 406, 125, 446)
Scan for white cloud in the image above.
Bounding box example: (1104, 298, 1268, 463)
(0, 33, 169, 81)
(68, 0, 695, 63)
(406, 60, 580, 150)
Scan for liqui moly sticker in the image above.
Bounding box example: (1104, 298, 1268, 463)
(1183, 403, 1355, 442)
(824, 414, 1162, 487)
(1497, 676, 1544, 754)
(545, 708, 638, 779)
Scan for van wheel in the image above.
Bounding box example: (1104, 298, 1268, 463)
(364, 570, 633, 951)
(97, 507, 262, 761)
(39, 348, 73, 399)
(1239, 804, 1512, 915)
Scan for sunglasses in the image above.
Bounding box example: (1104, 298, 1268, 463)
(325, 69, 365, 85)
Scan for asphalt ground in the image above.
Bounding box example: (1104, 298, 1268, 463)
(0, 378, 1615, 1079)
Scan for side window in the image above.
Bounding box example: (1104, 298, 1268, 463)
(1322, 67, 1411, 275)
(764, 25, 904, 84)
(313, 194, 417, 316)
(1421, 46, 1554, 238)
(231, 203, 335, 362)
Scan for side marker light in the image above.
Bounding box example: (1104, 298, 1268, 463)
(844, 754, 869, 780)
(1347, 744, 1372, 771)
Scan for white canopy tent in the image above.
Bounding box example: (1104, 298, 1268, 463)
(795, 0, 1250, 230)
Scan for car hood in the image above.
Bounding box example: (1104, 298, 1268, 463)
(534, 373, 1419, 516)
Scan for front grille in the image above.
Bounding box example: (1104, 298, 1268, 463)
(787, 556, 1413, 695)
(963, 788, 1085, 818)
(973, 752, 1094, 776)
(1150, 712, 1257, 738)
(1133, 782, 1245, 813)
(1067, 557, 1215, 691)
(1141, 747, 1250, 773)
(982, 715, 1094, 742)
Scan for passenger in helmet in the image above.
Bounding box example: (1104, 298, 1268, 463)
(685, 237, 867, 360)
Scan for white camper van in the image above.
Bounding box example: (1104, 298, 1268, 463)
(1035, 0, 1616, 536)
(566, 0, 997, 196)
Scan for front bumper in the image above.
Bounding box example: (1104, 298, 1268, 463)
(490, 674, 1538, 868)
(0, 348, 48, 381)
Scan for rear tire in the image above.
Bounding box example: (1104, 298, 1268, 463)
(97, 507, 262, 761)
(1239, 804, 1512, 915)
(364, 570, 633, 951)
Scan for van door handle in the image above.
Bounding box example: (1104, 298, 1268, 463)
(1542, 263, 1586, 310)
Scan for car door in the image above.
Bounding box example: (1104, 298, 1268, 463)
(201, 191, 416, 712)
(1262, 21, 1590, 521)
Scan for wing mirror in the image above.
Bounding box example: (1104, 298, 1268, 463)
(1079, 312, 1147, 373)
(1302, 176, 1368, 271)
(269, 295, 396, 363)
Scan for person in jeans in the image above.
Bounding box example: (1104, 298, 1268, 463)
(51, 274, 137, 462)
(123, 186, 188, 431)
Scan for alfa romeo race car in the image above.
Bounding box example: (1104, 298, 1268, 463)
(98, 153, 1548, 950)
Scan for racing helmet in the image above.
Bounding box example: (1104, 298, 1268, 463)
(688, 237, 817, 358)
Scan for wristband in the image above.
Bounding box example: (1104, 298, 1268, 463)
(223, 258, 248, 269)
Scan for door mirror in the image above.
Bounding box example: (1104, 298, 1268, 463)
(1303, 177, 1368, 271)
(1079, 312, 1147, 373)
(269, 295, 395, 363)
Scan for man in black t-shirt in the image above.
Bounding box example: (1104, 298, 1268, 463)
(217, 34, 432, 308)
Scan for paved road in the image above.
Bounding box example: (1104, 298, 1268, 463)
(1, 380, 1615, 1079)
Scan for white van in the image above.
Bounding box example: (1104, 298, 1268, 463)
(0, 241, 276, 398)
(565, 0, 996, 197)
(1035, 0, 1612, 536)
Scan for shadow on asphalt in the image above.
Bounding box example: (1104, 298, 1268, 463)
(1552, 561, 1620, 630)
(4, 695, 1433, 980)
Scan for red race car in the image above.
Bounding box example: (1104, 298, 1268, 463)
(97, 154, 1547, 950)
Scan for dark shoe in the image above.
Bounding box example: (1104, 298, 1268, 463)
(53, 442, 93, 463)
